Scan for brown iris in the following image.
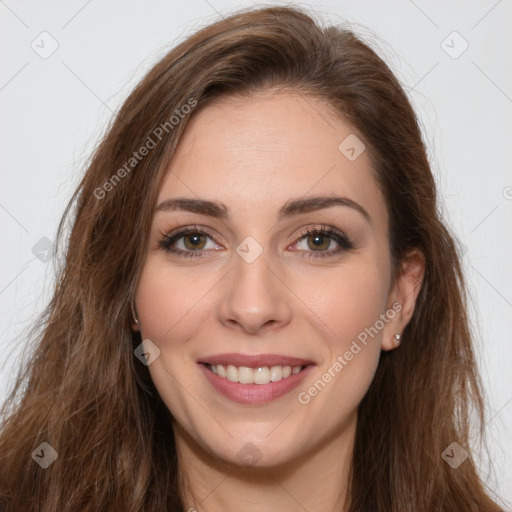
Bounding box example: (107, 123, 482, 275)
(307, 233, 330, 251)
(183, 233, 207, 250)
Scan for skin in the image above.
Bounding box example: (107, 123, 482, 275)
(134, 91, 425, 512)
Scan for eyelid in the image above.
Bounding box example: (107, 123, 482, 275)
(292, 224, 344, 242)
(167, 223, 216, 238)
(160, 223, 222, 244)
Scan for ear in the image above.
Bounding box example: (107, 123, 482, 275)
(381, 248, 425, 351)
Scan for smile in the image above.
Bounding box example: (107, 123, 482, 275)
(199, 363, 314, 404)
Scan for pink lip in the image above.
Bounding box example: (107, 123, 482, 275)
(197, 353, 314, 368)
(198, 363, 315, 405)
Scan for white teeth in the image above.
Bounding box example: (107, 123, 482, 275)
(207, 364, 304, 385)
(269, 366, 282, 382)
(253, 367, 270, 384)
(238, 366, 254, 384)
(226, 365, 238, 383)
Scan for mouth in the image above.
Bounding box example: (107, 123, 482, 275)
(197, 358, 315, 405)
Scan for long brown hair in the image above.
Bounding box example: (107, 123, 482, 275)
(0, 5, 506, 511)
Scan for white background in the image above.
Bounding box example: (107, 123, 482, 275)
(1, 0, 511, 507)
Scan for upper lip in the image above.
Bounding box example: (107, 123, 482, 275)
(198, 353, 315, 368)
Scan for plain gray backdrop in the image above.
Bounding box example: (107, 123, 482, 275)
(1, 0, 511, 507)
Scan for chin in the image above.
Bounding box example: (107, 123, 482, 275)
(199, 429, 305, 469)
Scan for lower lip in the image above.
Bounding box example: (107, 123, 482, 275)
(198, 363, 314, 405)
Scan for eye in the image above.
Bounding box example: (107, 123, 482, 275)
(159, 224, 221, 259)
(290, 225, 354, 259)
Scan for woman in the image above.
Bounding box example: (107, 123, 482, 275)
(0, 5, 506, 511)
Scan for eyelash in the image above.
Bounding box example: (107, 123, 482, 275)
(159, 223, 354, 260)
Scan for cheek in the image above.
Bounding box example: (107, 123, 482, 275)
(294, 265, 388, 417)
(294, 257, 389, 345)
(295, 260, 388, 393)
(135, 257, 216, 343)
(134, 260, 212, 416)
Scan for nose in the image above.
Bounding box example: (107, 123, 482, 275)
(217, 246, 292, 335)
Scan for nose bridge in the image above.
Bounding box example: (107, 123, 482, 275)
(218, 235, 292, 333)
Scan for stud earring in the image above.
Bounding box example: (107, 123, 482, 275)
(394, 333, 401, 345)
(131, 301, 139, 325)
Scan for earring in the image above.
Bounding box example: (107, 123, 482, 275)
(393, 333, 401, 345)
(131, 301, 139, 325)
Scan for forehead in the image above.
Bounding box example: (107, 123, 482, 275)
(158, 92, 387, 229)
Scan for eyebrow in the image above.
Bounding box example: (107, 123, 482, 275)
(155, 195, 371, 224)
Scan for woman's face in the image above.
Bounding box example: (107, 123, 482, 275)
(134, 92, 419, 468)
